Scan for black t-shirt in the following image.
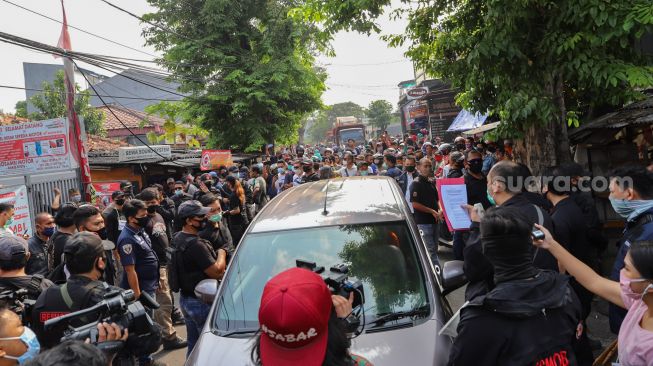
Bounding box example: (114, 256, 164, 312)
(464, 173, 491, 209)
(199, 223, 234, 256)
(173, 232, 217, 297)
(410, 176, 439, 225)
(50, 231, 72, 269)
(145, 213, 170, 265)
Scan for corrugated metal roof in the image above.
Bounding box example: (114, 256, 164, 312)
(570, 94, 653, 140)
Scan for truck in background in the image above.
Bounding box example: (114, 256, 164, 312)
(333, 116, 366, 148)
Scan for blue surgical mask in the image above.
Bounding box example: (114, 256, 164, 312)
(175, 189, 183, 196)
(0, 326, 40, 364)
(277, 167, 285, 174)
(487, 189, 496, 206)
(42, 227, 55, 237)
(4, 217, 13, 228)
(71, 194, 82, 203)
(610, 198, 653, 221)
(360, 171, 369, 176)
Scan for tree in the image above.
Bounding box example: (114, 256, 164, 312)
(142, 0, 327, 151)
(367, 99, 393, 133)
(143, 101, 208, 148)
(29, 70, 106, 136)
(294, 0, 653, 174)
(14, 101, 27, 119)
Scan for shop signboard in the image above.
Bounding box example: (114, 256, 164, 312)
(200, 150, 233, 171)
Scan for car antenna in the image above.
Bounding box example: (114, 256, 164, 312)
(322, 180, 330, 216)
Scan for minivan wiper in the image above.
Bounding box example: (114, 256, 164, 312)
(220, 328, 259, 337)
(370, 306, 430, 327)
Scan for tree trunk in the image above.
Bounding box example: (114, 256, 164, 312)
(553, 71, 572, 164)
(514, 121, 558, 177)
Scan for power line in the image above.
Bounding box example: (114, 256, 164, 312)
(322, 59, 411, 67)
(97, 0, 193, 41)
(0, 0, 159, 59)
(0, 84, 182, 102)
(73, 59, 186, 167)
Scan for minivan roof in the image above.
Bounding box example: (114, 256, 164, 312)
(250, 176, 406, 233)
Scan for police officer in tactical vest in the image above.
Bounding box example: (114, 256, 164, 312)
(31, 231, 117, 349)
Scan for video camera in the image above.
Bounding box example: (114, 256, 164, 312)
(296, 260, 365, 309)
(44, 289, 161, 356)
(0, 288, 34, 325)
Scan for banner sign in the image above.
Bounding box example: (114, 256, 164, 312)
(91, 182, 121, 207)
(200, 150, 233, 171)
(0, 185, 32, 237)
(118, 145, 172, 162)
(0, 118, 71, 176)
(406, 86, 429, 101)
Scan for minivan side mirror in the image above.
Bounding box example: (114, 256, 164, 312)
(194, 279, 219, 304)
(441, 260, 467, 296)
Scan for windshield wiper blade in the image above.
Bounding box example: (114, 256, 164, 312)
(370, 306, 430, 326)
(220, 328, 259, 337)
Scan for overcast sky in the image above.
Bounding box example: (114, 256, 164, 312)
(0, 0, 414, 113)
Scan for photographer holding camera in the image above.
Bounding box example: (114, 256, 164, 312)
(0, 236, 53, 326)
(250, 267, 371, 366)
(31, 232, 119, 349)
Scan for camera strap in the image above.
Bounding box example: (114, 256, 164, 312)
(60, 283, 74, 309)
(532, 205, 544, 262)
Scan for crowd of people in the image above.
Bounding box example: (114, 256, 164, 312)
(0, 129, 651, 366)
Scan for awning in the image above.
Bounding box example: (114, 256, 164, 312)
(463, 121, 501, 136)
(447, 109, 488, 132)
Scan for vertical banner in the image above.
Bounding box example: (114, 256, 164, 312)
(0, 185, 33, 237)
(57, 0, 92, 195)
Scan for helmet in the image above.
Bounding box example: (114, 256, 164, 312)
(439, 143, 453, 154)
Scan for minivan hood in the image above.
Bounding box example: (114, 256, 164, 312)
(186, 319, 449, 366)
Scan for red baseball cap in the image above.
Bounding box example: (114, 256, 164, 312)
(258, 268, 332, 366)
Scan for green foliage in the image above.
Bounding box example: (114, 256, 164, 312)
(143, 0, 327, 150)
(29, 70, 106, 136)
(296, 0, 653, 164)
(14, 101, 27, 118)
(144, 101, 208, 148)
(366, 99, 393, 132)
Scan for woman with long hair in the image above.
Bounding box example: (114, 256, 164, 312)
(534, 225, 653, 365)
(251, 268, 372, 366)
(224, 175, 247, 245)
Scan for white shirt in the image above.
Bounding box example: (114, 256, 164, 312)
(339, 165, 357, 177)
(292, 173, 303, 186)
(405, 173, 416, 213)
(0, 227, 14, 237)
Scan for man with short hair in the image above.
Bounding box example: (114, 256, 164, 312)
(26, 213, 55, 276)
(138, 189, 187, 351)
(383, 154, 402, 178)
(396, 156, 419, 213)
(120, 181, 135, 200)
(50, 204, 77, 270)
(249, 165, 268, 212)
(0, 203, 15, 238)
(300, 160, 320, 183)
(0, 235, 54, 325)
(606, 165, 653, 332)
(410, 158, 443, 265)
(463, 161, 556, 300)
(338, 153, 358, 178)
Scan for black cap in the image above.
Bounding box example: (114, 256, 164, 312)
(0, 236, 28, 261)
(120, 181, 132, 189)
(111, 191, 125, 200)
(177, 200, 211, 220)
(228, 166, 239, 173)
(63, 232, 115, 263)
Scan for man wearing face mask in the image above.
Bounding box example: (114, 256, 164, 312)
(198, 194, 234, 259)
(171, 201, 226, 357)
(137, 189, 187, 351)
(0, 307, 40, 366)
(300, 160, 320, 184)
(171, 181, 191, 210)
(447, 207, 583, 366)
(0, 236, 54, 326)
(410, 158, 443, 266)
(0, 204, 15, 238)
(32, 232, 117, 349)
(607, 165, 653, 333)
(49, 204, 77, 271)
(396, 156, 419, 213)
(73, 205, 118, 285)
(25, 213, 55, 276)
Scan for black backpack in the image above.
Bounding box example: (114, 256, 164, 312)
(168, 233, 216, 294)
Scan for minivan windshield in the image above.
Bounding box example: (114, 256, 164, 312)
(214, 222, 430, 333)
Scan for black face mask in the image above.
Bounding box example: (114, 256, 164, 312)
(302, 166, 312, 173)
(114, 199, 125, 206)
(455, 144, 465, 151)
(136, 216, 151, 228)
(482, 234, 539, 284)
(468, 159, 483, 174)
(147, 205, 159, 214)
(87, 226, 108, 240)
(487, 146, 497, 153)
(406, 166, 416, 173)
(193, 218, 207, 231)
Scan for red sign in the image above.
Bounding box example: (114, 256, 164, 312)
(91, 182, 121, 207)
(407, 87, 429, 100)
(201, 150, 233, 171)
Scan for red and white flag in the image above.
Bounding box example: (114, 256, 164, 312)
(54, 0, 71, 58)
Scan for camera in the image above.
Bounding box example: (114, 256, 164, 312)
(44, 289, 161, 357)
(0, 288, 34, 325)
(296, 260, 365, 309)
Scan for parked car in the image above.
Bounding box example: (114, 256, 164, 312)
(187, 176, 466, 365)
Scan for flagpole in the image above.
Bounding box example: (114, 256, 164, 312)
(58, 0, 92, 198)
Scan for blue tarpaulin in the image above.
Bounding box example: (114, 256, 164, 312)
(447, 109, 488, 132)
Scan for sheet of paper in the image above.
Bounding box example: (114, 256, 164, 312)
(439, 184, 471, 230)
